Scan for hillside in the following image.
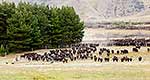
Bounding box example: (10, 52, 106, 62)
(1, 0, 150, 23)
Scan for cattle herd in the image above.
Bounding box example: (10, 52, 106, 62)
(11, 43, 150, 64)
(111, 38, 150, 46)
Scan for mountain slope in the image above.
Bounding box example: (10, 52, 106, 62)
(1, 0, 150, 23)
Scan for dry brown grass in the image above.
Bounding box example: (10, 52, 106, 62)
(0, 46, 150, 80)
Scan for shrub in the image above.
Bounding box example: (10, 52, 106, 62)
(0, 45, 6, 57)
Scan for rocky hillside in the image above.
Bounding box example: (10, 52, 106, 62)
(1, 0, 150, 23)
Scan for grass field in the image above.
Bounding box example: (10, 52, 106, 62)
(0, 61, 150, 80)
(83, 28, 150, 42)
(0, 47, 150, 80)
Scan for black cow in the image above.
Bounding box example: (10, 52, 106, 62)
(99, 51, 102, 55)
(138, 56, 142, 61)
(147, 48, 150, 52)
(62, 58, 68, 63)
(121, 49, 128, 54)
(111, 50, 114, 54)
(129, 58, 132, 62)
(136, 46, 141, 49)
(112, 56, 118, 62)
(104, 57, 109, 62)
(117, 50, 120, 54)
(98, 56, 103, 62)
(121, 56, 131, 62)
(133, 48, 138, 52)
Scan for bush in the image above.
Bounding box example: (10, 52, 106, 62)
(0, 45, 6, 57)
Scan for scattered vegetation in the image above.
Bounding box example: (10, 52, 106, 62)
(112, 21, 144, 27)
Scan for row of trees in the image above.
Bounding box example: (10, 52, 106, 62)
(0, 2, 84, 54)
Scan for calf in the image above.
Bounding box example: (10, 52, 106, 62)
(94, 55, 97, 62)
